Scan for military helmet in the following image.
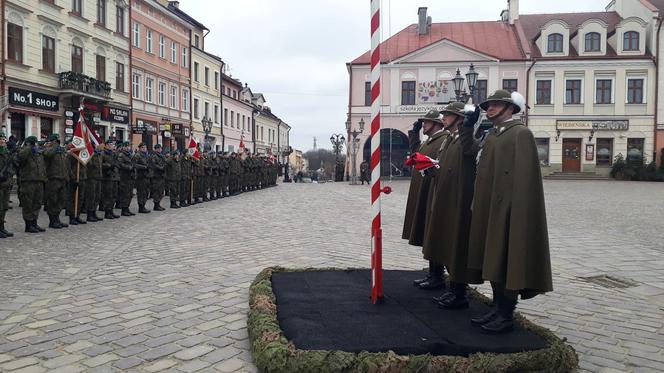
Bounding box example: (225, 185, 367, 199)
(25, 136, 38, 144)
(418, 109, 444, 124)
(480, 89, 525, 115)
(440, 102, 467, 118)
(154, 143, 162, 149)
(138, 142, 147, 148)
(47, 133, 60, 142)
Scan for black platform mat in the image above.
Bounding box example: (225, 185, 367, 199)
(272, 270, 548, 357)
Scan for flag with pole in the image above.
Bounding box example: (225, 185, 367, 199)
(187, 138, 200, 160)
(70, 107, 95, 165)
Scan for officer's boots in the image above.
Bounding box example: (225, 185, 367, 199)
(68, 215, 79, 226)
(413, 261, 435, 286)
(153, 202, 165, 211)
(49, 214, 64, 229)
(25, 220, 40, 233)
(138, 204, 151, 214)
(0, 211, 13, 237)
(418, 264, 445, 290)
(121, 208, 133, 217)
(75, 215, 86, 225)
(105, 210, 116, 220)
(481, 296, 516, 334)
(87, 211, 100, 222)
(170, 201, 180, 209)
(438, 282, 469, 309)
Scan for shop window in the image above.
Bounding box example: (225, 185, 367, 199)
(476, 80, 488, 103)
(72, 45, 83, 73)
(596, 138, 613, 166)
(547, 33, 563, 53)
(627, 79, 644, 104)
(627, 138, 645, 162)
(536, 138, 549, 166)
(536, 80, 551, 105)
(401, 81, 416, 105)
(7, 23, 23, 64)
(623, 31, 639, 51)
(596, 79, 612, 104)
(42, 36, 55, 73)
(40, 118, 54, 141)
(115, 128, 125, 142)
(502, 79, 518, 93)
(565, 80, 581, 104)
(364, 82, 371, 106)
(585, 32, 601, 52)
(96, 55, 106, 82)
(10, 113, 26, 140)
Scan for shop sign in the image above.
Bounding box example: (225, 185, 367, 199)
(9, 87, 59, 111)
(65, 111, 74, 117)
(133, 119, 158, 134)
(65, 119, 74, 126)
(102, 106, 130, 124)
(557, 120, 629, 131)
(398, 105, 446, 113)
(585, 144, 594, 161)
(65, 128, 74, 134)
(163, 131, 172, 138)
(171, 123, 183, 135)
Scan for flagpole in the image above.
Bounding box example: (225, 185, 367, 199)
(74, 161, 80, 218)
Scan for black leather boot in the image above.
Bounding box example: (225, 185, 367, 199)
(49, 215, 63, 229)
(170, 201, 180, 209)
(25, 220, 40, 233)
(34, 220, 46, 232)
(0, 229, 6, 238)
(418, 265, 444, 290)
(121, 208, 133, 217)
(105, 210, 116, 220)
(69, 216, 79, 226)
(414, 261, 433, 286)
(58, 215, 69, 228)
(153, 202, 165, 211)
(438, 282, 469, 309)
(75, 216, 86, 224)
(481, 296, 516, 334)
(87, 211, 100, 222)
(138, 204, 151, 214)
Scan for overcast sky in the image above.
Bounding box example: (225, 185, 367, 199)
(183, 0, 607, 151)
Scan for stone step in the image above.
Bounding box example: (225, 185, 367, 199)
(544, 172, 610, 181)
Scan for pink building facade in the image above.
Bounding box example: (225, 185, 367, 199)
(221, 74, 254, 153)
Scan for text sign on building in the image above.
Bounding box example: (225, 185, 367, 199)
(102, 106, 130, 124)
(398, 105, 446, 113)
(133, 119, 157, 134)
(9, 87, 59, 111)
(556, 120, 629, 131)
(418, 80, 454, 104)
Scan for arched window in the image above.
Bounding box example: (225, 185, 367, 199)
(547, 33, 563, 53)
(623, 31, 639, 51)
(584, 32, 601, 52)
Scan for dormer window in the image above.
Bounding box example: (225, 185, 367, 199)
(547, 34, 563, 53)
(584, 32, 601, 52)
(623, 31, 639, 51)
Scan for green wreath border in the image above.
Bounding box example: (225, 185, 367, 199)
(248, 267, 578, 372)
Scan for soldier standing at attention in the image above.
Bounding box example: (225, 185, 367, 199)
(66, 144, 86, 226)
(101, 139, 120, 219)
(221, 152, 230, 197)
(150, 144, 166, 211)
(85, 143, 104, 222)
(17, 136, 47, 233)
(133, 142, 151, 213)
(359, 160, 370, 185)
(117, 141, 135, 216)
(211, 151, 221, 199)
(166, 150, 181, 208)
(0, 132, 15, 238)
(42, 134, 69, 229)
(463, 90, 553, 334)
(403, 110, 450, 291)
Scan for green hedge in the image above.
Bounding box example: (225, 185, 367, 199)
(248, 267, 578, 373)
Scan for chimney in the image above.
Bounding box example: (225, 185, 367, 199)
(417, 7, 431, 36)
(508, 0, 519, 24)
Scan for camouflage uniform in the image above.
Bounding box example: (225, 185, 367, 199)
(149, 147, 166, 211)
(17, 139, 47, 232)
(117, 146, 135, 215)
(132, 147, 151, 213)
(85, 149, 103, 221)
(66, 152, 87, 225)
(101, 146, 120, 219)
(166, 152, 181, 208)
(42, 141, 70, 228)
(180, 155, 192, 206)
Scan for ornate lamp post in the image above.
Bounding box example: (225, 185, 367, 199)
(201, 116, 213, 150)
(345, 117, 364, 185)
(330, 133, 345, 182)
(452, 63, 479, 104)
(282, 145, 293, 182)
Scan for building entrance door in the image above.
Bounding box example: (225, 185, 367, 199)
(562, 138, 582, 172)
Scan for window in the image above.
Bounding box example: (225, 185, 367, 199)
(194, 34, 200, 48)
(627, 138, 644, 161)
(627, 78, 644, 104)
(132, 22, 140, 48)
(232, 91, 236, 99)
(97, 0, 106, 26)
(182, 88, 189, 111)
(231, 111, 235, 127)
(171, 42, 177, 64)
(565, 80, 581, 104)
(476, 80, 488, 103)
(261, 127, 264, 140)
(242, 116, 245, 130)
(193, 98, 199, 119)
(204, 102, 210, 118)
(146, 30, 153, 53)
(170, 86, 177, 108)
(547, 33, 563, 53)
(214, 72, 219, 90)
(401, 81, 416, 105)
(596, 138, 613, 166)
(145, 77, 153, 102)
(115, 62, 124, 92)
(42, 36, 55, 73)
(237, 114, 240, 129)
(116, 6, 124, 34)
(585, 32, 601, 52)
(158, 82, 166, 106)
(194, 62, 199, 82)
(536, 139, 550, 166)
(204, 67, 210, 86)
(132, 74, 141, 99)
(182, 47, 187, 67)
(502, 79, 518, 93)
(72, 0, 82, 15)
(364, 82, 371, 106)
(159, 35, 165, 58)
(72, 46, 83, 73)
(224, 108, 228, 126)
(596, 79, 612, 104)
(7, 23, 23, 63)
(536, 80, 551, 105)
(214, 105, 219, 123)
(623, 31, 639, 51)
(96, 55, 106, 81)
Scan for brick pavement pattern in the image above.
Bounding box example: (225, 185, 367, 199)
(1, 180, 664, 372)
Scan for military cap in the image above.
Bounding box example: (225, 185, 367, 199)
(47, 133, 60, 142)
(25, 136, 38, 144)
(123, 141, 131, 147)
(154, 143, 162, 149)
(418, 109, 444, 124)
(440, 102, 467, 118)
(480, 89, 526, 115)
(138, 142, 147, 147)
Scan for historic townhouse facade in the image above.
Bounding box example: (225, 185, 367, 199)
(277, 120, 291, 164)
(221, 73, 253, 153)
(3, 0, 131, 142)
(130, 0, 191, 152)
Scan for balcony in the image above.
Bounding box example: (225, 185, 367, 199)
(58, 71, 111, 99)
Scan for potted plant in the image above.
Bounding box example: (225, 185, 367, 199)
(611, 153, 626, 180)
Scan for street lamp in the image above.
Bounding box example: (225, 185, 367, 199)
(453, 63, 479, 103)
(345, 118, 364, 185)
(202, 116, 213, 150)
(282, 145, 293, 182)
(330, 133, 345, 182)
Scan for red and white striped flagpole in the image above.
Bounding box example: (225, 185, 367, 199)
(369, 0, 383, 304)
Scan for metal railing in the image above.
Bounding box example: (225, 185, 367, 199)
(58, 71, 111, 98)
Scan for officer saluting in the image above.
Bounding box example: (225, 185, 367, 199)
(463, 90, 553, 333)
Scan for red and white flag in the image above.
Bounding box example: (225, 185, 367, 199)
(70, 107, 95, 165)
(405, 152, 439, 173)
(239, 137, 245, 150)
(187, 138, 200, 160)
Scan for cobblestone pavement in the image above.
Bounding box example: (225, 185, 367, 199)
(1, 180, 664, 372)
